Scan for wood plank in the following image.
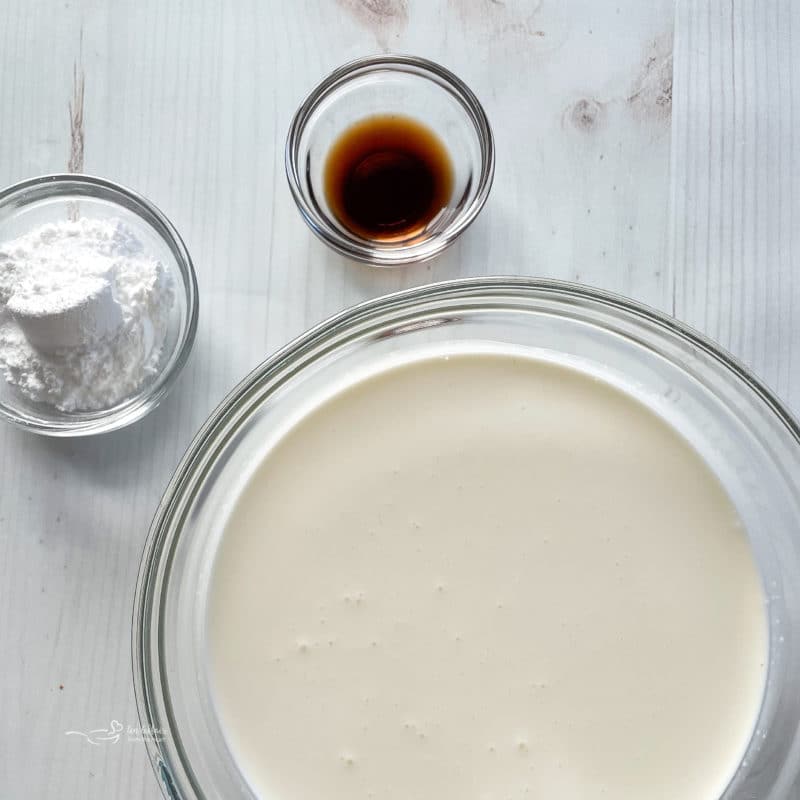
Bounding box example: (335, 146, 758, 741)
(670, 0, 800, 415)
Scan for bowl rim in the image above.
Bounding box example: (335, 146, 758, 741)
(284, 54, 496, 266)
(132, 275, 800, 800)
(0, 172, 199, 437)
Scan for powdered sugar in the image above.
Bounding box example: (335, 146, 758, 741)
(0, 218, 175, 412)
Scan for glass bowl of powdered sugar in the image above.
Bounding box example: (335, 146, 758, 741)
(0, 174, 198, 436)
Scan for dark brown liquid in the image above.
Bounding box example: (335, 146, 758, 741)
(324, 115, 454, 242)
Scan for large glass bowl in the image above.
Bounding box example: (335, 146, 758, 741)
(133, 278, 800, 799)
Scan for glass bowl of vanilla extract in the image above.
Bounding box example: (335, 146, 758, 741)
(286, 55, 495, 267)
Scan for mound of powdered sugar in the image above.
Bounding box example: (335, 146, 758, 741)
(0, 218, 175, 412)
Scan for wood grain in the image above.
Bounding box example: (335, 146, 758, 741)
(0, 1, 796, 798)
(670, 0, 800, 416)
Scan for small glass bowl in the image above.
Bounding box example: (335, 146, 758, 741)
(285, 54, 495, 266)
(0, 174, 199, 436)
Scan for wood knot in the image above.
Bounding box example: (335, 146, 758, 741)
(337, 0, 409, 34)
(565, 98, 605, 132)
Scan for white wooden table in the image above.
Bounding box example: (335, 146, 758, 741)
(1, 1, 798, 797)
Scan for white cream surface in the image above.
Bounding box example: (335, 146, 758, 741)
(208, 353, 767, 800)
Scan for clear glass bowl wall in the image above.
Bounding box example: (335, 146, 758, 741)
(134, 278, 800, 800)
(285, 55, 494, 266)
(0, 174, 198, 435)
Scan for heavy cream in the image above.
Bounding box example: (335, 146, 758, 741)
(208, 353, 767, 800)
